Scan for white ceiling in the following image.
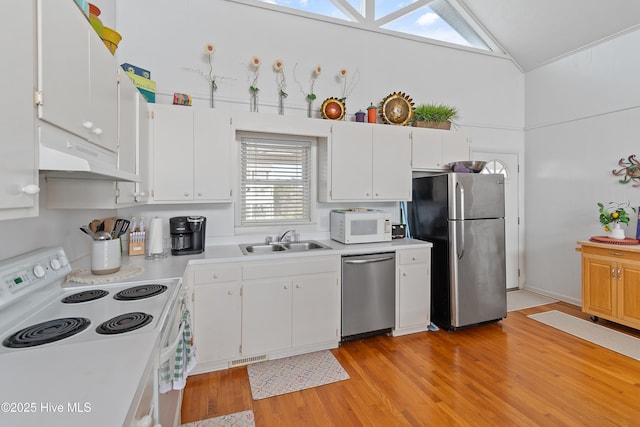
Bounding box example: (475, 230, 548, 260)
(461, 0, 640, 71)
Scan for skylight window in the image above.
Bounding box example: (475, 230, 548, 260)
(249, 0, 495, 52)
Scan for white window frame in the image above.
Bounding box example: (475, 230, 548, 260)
(236, 132, 317, 230)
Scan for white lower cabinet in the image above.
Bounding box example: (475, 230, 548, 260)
(191, 256, 340, 373)
(192, 264, 242, 370)
(394, 247, 431, 336)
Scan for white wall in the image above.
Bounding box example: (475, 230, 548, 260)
(524, 28, 640, 303)
(0, 0, 525, 263)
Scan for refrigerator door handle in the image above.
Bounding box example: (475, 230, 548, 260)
(456, 221, 465, 260)
(456, 181, 465, 220)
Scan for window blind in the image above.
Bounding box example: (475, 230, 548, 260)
(240, 138, 312, 224)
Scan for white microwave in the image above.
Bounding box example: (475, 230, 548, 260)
(330, 209, 392, 244)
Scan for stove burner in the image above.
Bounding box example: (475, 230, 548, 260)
(61, 289, 109, 304)
(114, 284, 167, 301)
(95, 312, 153, 335)
(2, 317, 91, 348)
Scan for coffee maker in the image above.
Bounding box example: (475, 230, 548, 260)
(169, 216, 206, 255)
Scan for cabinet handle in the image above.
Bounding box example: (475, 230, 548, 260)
(411, 256, 417, 261)
(82, 121, 94, 129)
(21, 184, 40, 195)
(197, 192, 203, 197)
(618, 267, 621, 280)
(402, 272, 407, 277)
(608, 251, 625, 256)
(611, 267, 616, 279)
(213, 273, 219, 279)
(92, 127, 103, 135)
(184, 192, 190, 197)
(227, 290, 233, 295)
(296, 284, 301, 289)
(284, 285, 289, 290)
(366, 193, 370, 197)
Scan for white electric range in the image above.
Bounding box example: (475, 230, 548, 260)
(0, 247, 183, 427)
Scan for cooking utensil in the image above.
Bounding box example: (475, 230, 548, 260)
(112, 218, 130, 238)
(80, 225, 99, 239)
(95, 231, 112, 240)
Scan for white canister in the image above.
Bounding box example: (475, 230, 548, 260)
(91, 238, 122, 275)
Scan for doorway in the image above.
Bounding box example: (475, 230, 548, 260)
(473, 151, 520, 290)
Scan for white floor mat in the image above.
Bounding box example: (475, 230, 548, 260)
(247, 350, 349, 400)
(507, 289, 557, 312)
(180, 410, 255, 427)
(528, 310, 640, 360)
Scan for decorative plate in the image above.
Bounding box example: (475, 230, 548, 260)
(378, 92, 415, 126)
(321, 97, 346, 121)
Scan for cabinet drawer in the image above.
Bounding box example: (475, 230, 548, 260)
(582, 246, 640, 262)
(398, 248, 430, 265)
(194, 265, 241, 284)
(243, 256, 340, 280)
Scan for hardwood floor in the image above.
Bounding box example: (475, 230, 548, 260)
(181, 302, 640, 426)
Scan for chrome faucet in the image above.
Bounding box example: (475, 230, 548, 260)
(278, 229, 297, 242)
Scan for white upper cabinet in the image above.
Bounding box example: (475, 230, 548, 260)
(0, 0, 39, 219)
(149, 105, 231, 203)
(411, 128, 470, 170)
(37, 0, 118, 152)
(319, 121, 411, 202)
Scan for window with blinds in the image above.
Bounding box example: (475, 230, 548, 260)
(240, 137, 312, 225)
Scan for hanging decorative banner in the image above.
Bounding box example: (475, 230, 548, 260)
(612, 154, 640, 186)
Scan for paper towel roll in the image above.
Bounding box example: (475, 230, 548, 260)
(148, 217, 164, 255)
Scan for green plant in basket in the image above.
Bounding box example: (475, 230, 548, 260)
(597, 201, 636, 231)
(412, 103, 459, 123)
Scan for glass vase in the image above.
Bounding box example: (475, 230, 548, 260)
(250, 93, 258, 112)
(278, 94, 285, 115)
(307, 100, 313, 118)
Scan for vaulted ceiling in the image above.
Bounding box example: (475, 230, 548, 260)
(461, 0, 640, 71)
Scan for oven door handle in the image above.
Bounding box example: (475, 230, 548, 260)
(160, 321, 185, 364)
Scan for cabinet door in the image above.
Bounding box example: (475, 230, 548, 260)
(330, 122, 373, 200)
(292, 273, 339, 347)
(617, 260, 640, 328)
(411, 128, 443, 170)
(151, 105, 194, 201)
(242, 279, 292, 356)
(116, 74, 138, 205)
(441, 133, 470, 165)
(194, 282, 242, 364)
(372, 126, 411, 200)
(0, 0, 38, 217)
(398, 263, 430, 329)
(582, 254, 616, 318)
(193, 109, 231, 201)
(88, 40, 118, 152)
(38, 0, 91, 141)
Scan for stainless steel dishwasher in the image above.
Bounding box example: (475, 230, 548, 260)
(341, 252, 396, 341)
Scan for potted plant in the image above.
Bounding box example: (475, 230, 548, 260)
(597, 201, 636, 239)
(412, 103, 458, 129)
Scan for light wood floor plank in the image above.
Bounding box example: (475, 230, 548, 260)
(181, 302, 640, 426)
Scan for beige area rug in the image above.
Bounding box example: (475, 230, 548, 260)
(247, 350, 349, 400)
(528, 310, 640, 360)
(507, 289, 557, 312)
(180, 410, 255, 427)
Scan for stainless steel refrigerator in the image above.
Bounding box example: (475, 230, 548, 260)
(408, 173, 506, 330)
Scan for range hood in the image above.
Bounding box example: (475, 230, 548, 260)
(38, 123, 140, 182)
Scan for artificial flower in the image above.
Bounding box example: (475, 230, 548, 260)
(314, 65, 322, 76)
(204, 42, 215, 54)
(339, 68, 348, 78)
(274, 59, 287, 98)
(249, 56, 261, 94)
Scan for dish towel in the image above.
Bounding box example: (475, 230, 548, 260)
(159, 308, 197, 393)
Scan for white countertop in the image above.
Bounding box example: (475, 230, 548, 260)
(0, 238, 431, 426)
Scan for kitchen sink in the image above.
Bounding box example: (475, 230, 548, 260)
(239, 240, 331, 255)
